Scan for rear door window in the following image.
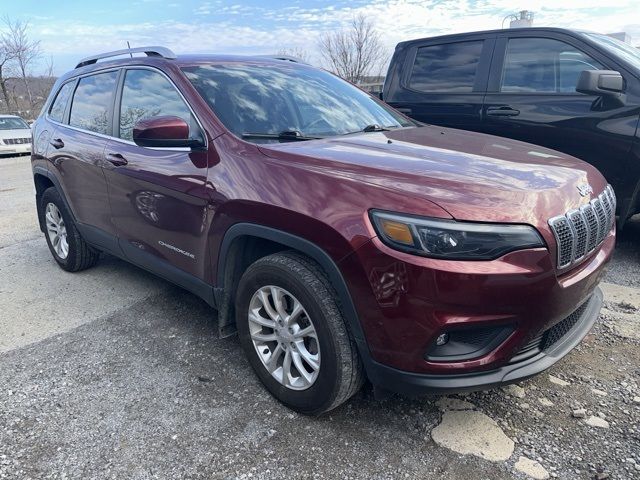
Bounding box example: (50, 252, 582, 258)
(48, 82, 74, 123)
(501, 38, 604, 93)
(408, 41, 484, 93)
(69, 71, 119, 135)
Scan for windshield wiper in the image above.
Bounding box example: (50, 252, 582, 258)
(363, 124, 392, 132)
(341, 124, 397, 135)
(241, 130, 323, 141)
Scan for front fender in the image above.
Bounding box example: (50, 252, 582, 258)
(215, 221, 374, 372)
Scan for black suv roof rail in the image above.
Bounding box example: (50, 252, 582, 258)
(75, 46, 177, 69)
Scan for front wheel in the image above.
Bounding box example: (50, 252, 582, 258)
(235, 252, 364, 415)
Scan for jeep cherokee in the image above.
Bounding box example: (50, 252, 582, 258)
(31, 46, 616, 414)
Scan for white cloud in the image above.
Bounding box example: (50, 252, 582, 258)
(30, 0, 640, 74)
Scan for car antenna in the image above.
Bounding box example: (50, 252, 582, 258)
(126, 41, 133, 58)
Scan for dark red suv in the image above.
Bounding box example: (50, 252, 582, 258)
(31, 46, 615, 414)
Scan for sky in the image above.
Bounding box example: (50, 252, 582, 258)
(3, 0, 640, 75)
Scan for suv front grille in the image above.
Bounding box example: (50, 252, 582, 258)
(510, 297, 591, 363)
(548, 185, 616, 269)
(540, 300, 589, 350)
(3, 137, 30, 145)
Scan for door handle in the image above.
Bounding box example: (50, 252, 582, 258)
(50, 138, 64, 149)
(105, 152, 128, 167)
(486, 106, 520, 117)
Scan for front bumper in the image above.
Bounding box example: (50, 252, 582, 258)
(0, 143, 31, 155)
(366, 287, 602, 396)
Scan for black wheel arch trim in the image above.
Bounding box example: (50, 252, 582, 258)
(33, 165, 76, 230)
(217, 223, 373, 365)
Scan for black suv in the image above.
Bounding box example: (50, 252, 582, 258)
(383, 28, 640, 224)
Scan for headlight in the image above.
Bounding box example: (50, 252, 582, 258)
(370, 210, 545, 260)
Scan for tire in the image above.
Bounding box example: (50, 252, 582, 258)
(40, 187, 100, 272)
(235, 251, 364, 415)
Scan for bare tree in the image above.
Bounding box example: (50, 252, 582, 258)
(3, 16, 41, 108)
(0, 36, 16, 112)
(31, 55, 56, 110)
(318, 14, 387, 84)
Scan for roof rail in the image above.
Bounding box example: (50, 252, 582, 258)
(75, 46, 176, 69)
(259, 55, 309, 65)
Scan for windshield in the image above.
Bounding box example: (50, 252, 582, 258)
(0, 117, 29, 130)
(583, 33, 640, 72)
(183, 63, 413, 142)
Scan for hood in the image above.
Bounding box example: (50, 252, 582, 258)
(258, 126, 608, 227)
(0, 128, 31, 140)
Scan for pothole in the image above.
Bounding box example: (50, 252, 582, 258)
(431, 398, 514, 462)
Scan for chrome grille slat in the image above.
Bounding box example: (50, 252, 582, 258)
(592, 198, 607, 244)
(567, 210, 587, 260)
(580, 204, 598, 252)
(607, 185, 616, 213)
(548, 185, 616, 270)
(600, 193, 613, 229)
(3, 137, 30, 145)
(549, 216, 573, 268)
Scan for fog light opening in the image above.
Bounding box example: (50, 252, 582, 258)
(435, 333, 449, 346)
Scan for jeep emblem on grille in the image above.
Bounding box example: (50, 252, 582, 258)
(577, 183, 593, 197)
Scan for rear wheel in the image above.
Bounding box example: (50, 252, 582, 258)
(235, 252, 364, 415)
(41, 187, 100, 272)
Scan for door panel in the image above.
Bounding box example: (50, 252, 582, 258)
(386, 37, 494, 129)
(103, 144, 210, 279)
(47, 126, 111, 233)
(482, 34, 639, 202)
(104, 67, 210, 280)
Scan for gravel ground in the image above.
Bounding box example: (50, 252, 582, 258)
(1, 155, 639, 479)
(605, 214, 640, 288)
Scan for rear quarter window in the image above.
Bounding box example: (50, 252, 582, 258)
(408, 41, 484, 93)
(48, 82, 75, 123)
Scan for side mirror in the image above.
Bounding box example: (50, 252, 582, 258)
(576, 70, 624, 96)
(132, 116, 204, 149)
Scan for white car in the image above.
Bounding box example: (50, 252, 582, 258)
(0, 115, 32, 156)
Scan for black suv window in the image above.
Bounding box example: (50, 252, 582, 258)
(119, 69, 195, 141)
(408, 41, 483, 93)
(49, 82, 74, 123)
(501, 38, 604, 93)
(69, 71, 118, 134)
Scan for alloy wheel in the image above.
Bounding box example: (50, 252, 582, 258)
(248, 285, 320, 390)
(45, 202, 69, 260)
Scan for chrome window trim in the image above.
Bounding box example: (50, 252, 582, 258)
(44, 64, 206, 153)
